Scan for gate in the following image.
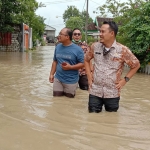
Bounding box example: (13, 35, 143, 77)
(0, 33, 12, 46)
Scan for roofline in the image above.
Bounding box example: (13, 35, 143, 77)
(45, 24, 56, 30)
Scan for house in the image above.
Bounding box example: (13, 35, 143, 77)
(95, 17, 113, 28)
(87, 17, 113, 40)
(44, 25, 56, 42)
(87, 22, 99, 41)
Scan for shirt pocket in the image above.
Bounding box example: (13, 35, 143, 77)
(94, 51, 102, 65)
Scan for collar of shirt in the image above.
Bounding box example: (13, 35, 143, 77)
(101, 40, 117, 51)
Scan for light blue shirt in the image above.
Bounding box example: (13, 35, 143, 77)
(53, 43, 84, 84)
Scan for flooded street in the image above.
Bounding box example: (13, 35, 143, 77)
(0, 46, 150, 150)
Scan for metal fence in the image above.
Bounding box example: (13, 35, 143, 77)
(0, 33, 12, 46)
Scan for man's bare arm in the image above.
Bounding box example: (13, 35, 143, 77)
(49, 61, 57, 83)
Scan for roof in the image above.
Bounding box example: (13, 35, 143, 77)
(96, 17, 113, 27)
(86, 17, 114, 31)
(87, 23, 97, 31)
(45, 25, 56, 31)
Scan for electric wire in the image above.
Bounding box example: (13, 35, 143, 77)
(43, 0, 79, 5)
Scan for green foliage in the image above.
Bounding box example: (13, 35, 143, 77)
(97, 0, 147, 18)
(80, 10, 93, 25)
(41, 39, 46, 46)
(81, 34, 97, 44)
(12, 0, 45, 43)
(94, 0, 150, 68)
(0, 0, 22, 32)
(63, 6, 80, 23)
(63, 5, 93, 32)
(0, 0, 45, 44)
(66, 17, 84, 31)
(96, 0, 129, 17)
(13, 0, 39, 24)
(29, 15, 45, 44)
(117, 1, 150, 68)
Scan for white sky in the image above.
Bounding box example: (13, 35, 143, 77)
(35, 0, 105, 35)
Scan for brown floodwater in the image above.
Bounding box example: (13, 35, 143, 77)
(0, 46, 150, 150)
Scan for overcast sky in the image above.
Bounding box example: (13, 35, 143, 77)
(35, 0, 105, 35)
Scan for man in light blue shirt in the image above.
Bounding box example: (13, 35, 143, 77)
(49, 27, 84, 98)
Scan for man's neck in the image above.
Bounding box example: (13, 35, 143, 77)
(62, 41, 72, 46)
(103, 40, 116, 48)
(72, 39, 81, 44)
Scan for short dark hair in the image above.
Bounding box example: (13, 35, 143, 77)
(65, 27, 73, 41)
(72, 28, 81, 33)
(103, 21, 118, 36)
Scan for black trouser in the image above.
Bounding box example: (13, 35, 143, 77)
(88, 94, 120, 113)
(78, 75, 88, 90)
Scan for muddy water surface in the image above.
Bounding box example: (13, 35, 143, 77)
(0, 46, 150, 150)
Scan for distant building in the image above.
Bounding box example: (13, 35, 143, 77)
(95, 17, 113, 28)
(44, 25, 56, 43)
(87, 17, 113, 41)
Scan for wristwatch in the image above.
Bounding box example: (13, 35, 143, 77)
(124, 76, 130, 82)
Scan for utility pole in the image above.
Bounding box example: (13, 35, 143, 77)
(85, 0, 89, 43)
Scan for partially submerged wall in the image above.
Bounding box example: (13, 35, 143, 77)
(0, 32, 20, 52)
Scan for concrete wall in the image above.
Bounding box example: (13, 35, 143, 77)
(125, 63, 150, 75)
(140, 64, 150, 75)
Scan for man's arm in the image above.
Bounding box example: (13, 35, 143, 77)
(84, 59, 92, 84)
(49, 61, 57, 83)
(124, 63, 140, 79)
(116, 63, 140, 89)
(116, 47, 140, 89)
(61, 62, 84, 70)
(84, 44, 94, 88)
(62, 46, 84, 70)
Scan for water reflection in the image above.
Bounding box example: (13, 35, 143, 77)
(0, 46, 150, 150)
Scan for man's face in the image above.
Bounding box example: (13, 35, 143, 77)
(99, 24, 114, 44)
(58, 28, 68, 43)
(72, 29, 82, 41)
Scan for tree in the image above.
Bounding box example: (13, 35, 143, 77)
(66, 17, 84, 31)
(95, 0, 146, 18)
(63, 5, 94, 42)
(0, 0, 22, 32)
(63, 5, 93, 25)
(31, 15, 45, 43)
(13, 0, 45, 43)
(94, 0, 150, 68)
(63, 6, 80, 23)
(13, 0, 39, 24)
(119, 1, 150, 68)
(95, 0, 128, 17)
(0, 0, 45, 44)
(80, 10, 93, 25)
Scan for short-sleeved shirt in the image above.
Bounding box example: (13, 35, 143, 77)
(85, 41, 140, 98)
(54, 43, 84, 84)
